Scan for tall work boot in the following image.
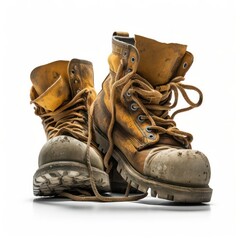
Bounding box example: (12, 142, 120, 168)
(92, 32, 212, 203)
(30, 59, 110, 197)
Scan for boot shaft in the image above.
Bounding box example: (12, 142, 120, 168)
(30, 59, 96, 140)
(95, 32, 203, 152)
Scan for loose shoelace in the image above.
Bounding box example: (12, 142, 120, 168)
(35, 88, 147, 201)
(60, 94, 147, 202)
(103, 60, 203, 171)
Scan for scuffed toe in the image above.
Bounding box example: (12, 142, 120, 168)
(144, 148, 211, 187)
(38, 135, 104, 170)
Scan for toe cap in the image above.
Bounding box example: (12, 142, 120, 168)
(38, 135, 104, 170)
(144, 148, 211, 187)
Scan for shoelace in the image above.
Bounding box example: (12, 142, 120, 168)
(34, 87, 147, 201)
(60, 95, 147, 202)
(103, 60, 203, 171)
(35, 88, 89, 141)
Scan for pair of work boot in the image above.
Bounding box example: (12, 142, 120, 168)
(30, 32, 212, 203)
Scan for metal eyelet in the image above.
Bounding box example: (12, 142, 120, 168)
(123, 51, 128, 57)
(183, 62, 188, 69)
(131, 103, 138, 111)
(137, 115, 145, 123)
(71, 69, 75, 74)
(127, 68, 132, 73)
(148, 134, 156, 140)
(146, 126, 152, 133)
(131, 57, 135, 63)
(126, 91, 131, 97)
(74, 79, 79, 84)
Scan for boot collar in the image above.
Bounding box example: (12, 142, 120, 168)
(31, 59, 93, 111)
(111, 33, 194, 86)
(112, 33, 140, 74)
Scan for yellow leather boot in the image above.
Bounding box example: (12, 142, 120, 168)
(30, 59, 110, 198)
(92, 32, 212, 202)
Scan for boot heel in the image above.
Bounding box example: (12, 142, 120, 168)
(93, 124, 109, 154)
(93, 124, 143, 194)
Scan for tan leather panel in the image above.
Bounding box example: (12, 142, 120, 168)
(32, 75, 70, 111)
(30, 61, 69, 96)
(30, 59, 94, 112)
(135, 35, 187, 85)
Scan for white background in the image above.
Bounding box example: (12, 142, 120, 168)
(0, 0, 239, 239)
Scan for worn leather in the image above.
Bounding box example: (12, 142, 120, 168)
(93, 33, 211, 186)
(93, 90, 150, 172)
(135, 35, 187, 85)
(30, 59, 95, 111)
(104, 35, 188, 150)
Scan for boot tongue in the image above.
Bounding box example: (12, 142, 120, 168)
(135, 35, 187, 86)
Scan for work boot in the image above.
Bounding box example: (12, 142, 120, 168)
(30, 59, 110, 197)
(92, 32, 212, 203)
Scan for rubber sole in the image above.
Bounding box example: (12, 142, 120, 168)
(108, 159, 143, 194)
(33, 161, 110, 196)
(94, 125, 212, 203)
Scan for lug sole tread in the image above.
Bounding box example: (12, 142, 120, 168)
(33, 161, 110, 196)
